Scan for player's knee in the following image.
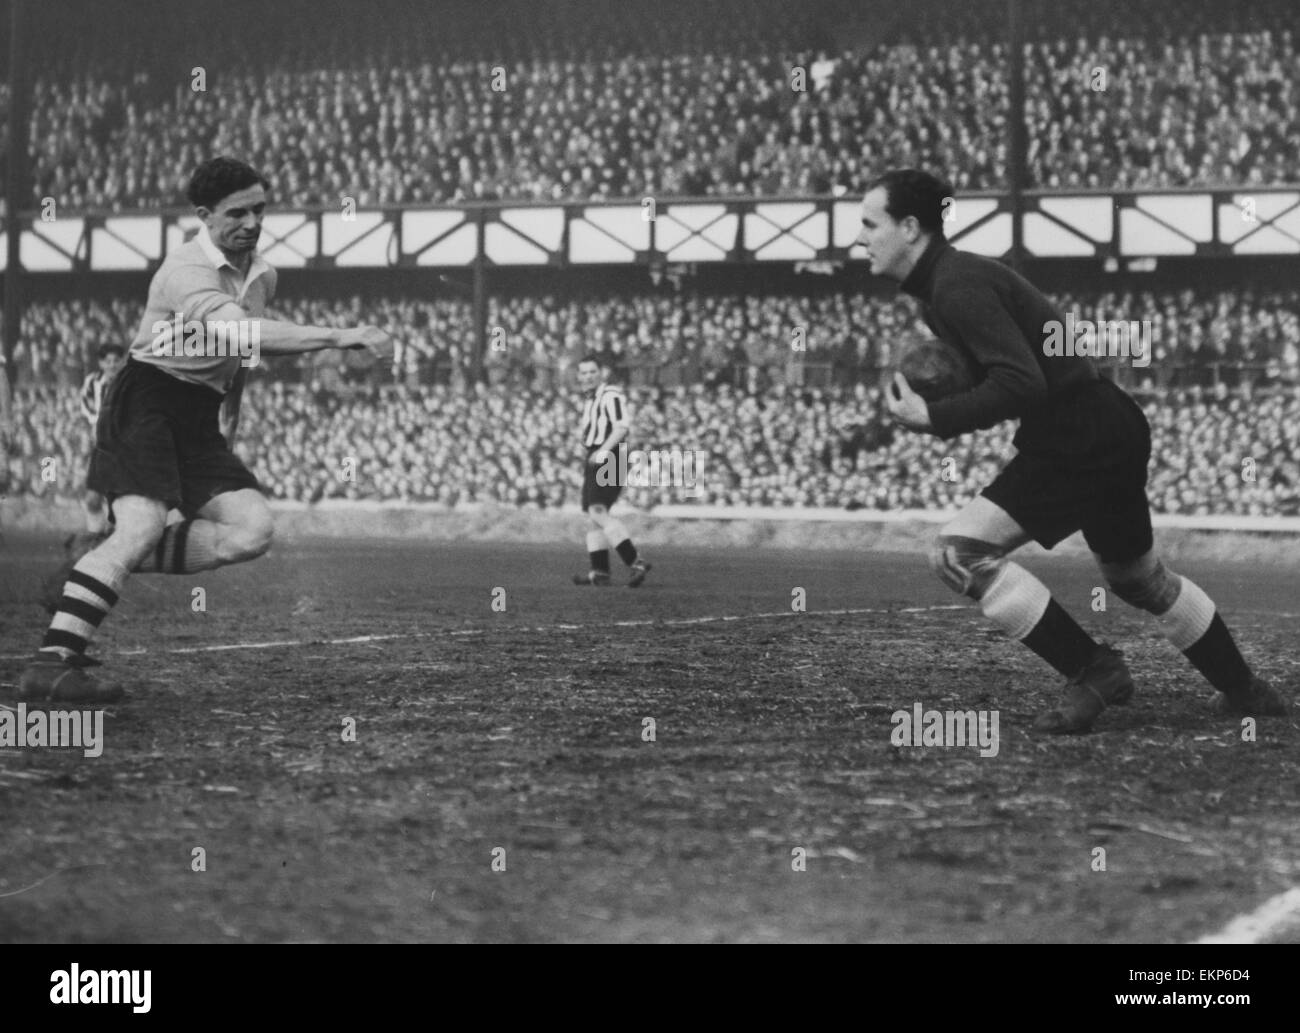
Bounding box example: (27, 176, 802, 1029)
(930, 535, 1008, 599)
(221, 504, 274, 562)
(1104, 553, 1180, 614)
(237, 514, 274, 560)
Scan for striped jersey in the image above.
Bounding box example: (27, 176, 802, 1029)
(580, 383, 629, 449)
(79, 370, 112, 425)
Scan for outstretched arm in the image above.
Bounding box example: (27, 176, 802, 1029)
(205, 302, 394, 359)
(205, 302, 393, 443)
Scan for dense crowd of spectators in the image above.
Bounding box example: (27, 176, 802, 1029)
(8, 285, 1299, 391)
(9, 375, 1298, 516)
(6, 3, 1296, 518)
(2, 0, 1296, 211)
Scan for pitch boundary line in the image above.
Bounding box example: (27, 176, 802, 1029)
(1194, 886, 1300, 944)
(0, 605, 970, 660)
(0, 864, 111, 899)
(2, 603, 1295, 663)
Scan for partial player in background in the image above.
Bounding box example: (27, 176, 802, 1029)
(40, 343, 128, 608)
(573, 354, 651, 587)
(19, 156, 393, 703)
(0, 354, 11, 504)
(864, 168, 1287, 733)
(77, 343, 125, 537)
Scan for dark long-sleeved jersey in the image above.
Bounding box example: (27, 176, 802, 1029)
(899, 237, 1099, 442)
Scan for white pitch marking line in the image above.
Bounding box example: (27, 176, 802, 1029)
(0, 605, 969, 661)
(1194, 887, 1300, 944)
(119, 633, 411, 655)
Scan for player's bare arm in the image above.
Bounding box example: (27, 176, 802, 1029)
(215, 316, 392, 445)
(202, 301, 394, 360)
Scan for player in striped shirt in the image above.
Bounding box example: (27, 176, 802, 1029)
(573, 354, 651, 587)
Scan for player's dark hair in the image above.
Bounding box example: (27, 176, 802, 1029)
(869, 169, 953, 238)
(97, 344, 125, 359)
(578, 353, 605, 368)
(187, 157, 270, 211)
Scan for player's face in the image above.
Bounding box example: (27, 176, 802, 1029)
(577, 362, 602, 391)
(856, 187, 915, 282)
(200, 184, 267, 256)
(99, 353, 123, 376)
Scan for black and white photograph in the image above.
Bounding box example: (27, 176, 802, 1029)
(0, 0, 1296, 982)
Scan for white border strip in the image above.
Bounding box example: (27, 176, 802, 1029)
(265, 499, 1300, 533)
(1195, 887, 1300, 944)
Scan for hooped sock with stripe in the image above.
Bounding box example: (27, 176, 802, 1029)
(40, 552, 129, 660)
(133, 520, 221, 574)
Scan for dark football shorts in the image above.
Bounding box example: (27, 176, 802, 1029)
(581, 448, 622, 512)
(981, 377, 1154, 563)
(87, 359, 260, 518)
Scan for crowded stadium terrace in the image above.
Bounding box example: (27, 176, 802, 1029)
(1, 0, 1297, 515)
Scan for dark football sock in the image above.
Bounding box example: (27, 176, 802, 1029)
(1182, 614, 1253, 695)
(614, 539, 638, 567)
(1021, 599, 1100, 678)
(589, 549, 611, 574)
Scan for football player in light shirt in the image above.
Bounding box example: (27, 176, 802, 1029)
(21, 157, 393, 703)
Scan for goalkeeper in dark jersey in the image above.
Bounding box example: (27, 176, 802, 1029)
(861, 168, 1286, 733)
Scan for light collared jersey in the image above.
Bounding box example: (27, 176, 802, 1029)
(129, 226, 277, 394)
(580, 383, 629, 449)
(79, 370, 113, 425)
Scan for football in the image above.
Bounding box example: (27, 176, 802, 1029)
(893, 336, 976, 402)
